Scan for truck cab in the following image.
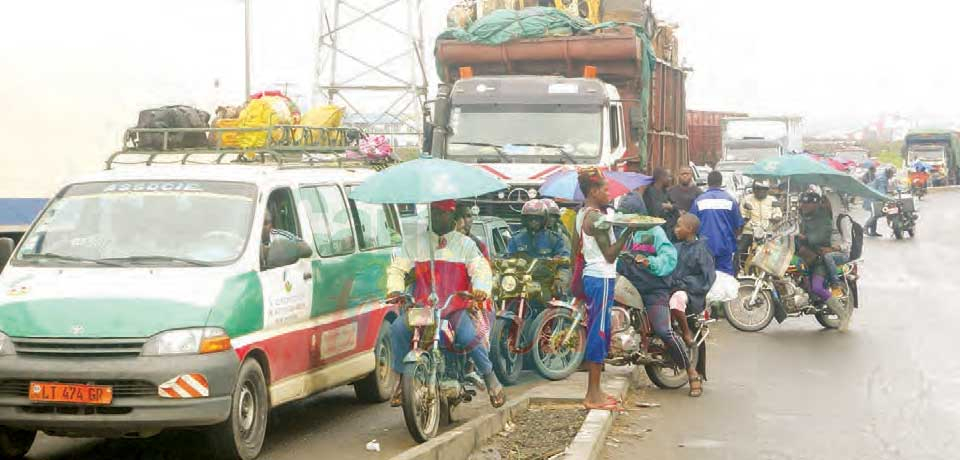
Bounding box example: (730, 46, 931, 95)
(435, 75, 628, 220)
(720, 116, 804, 163)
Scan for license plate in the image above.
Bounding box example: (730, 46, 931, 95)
(886, 208, 899, 215)
(28, 382, 113, 405)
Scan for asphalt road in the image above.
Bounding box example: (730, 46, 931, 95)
(606, 191, 960, 460)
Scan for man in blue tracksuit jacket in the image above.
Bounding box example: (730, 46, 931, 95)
(690, 171, 744, 275)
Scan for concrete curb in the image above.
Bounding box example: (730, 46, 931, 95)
(926, 185, 960, 194)
(389, 395, 531, 460)
(557, 377, 630, 460)
(389, 373, 631, 460)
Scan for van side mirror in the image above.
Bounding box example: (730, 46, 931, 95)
(0, 238, 14, 272)
(265, 239, 313, 270)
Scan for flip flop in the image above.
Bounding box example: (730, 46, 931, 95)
(489, 387, 506, 408)
(390, 386, 403, 407)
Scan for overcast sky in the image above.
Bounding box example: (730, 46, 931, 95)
(1, 0, 956, 196)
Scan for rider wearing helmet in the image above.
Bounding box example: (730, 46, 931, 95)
(507, 199, 569, 258)
(541, 198, 572, 253)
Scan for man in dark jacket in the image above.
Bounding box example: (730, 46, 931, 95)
(669, 213, 716, 346)
(668, 166, 703, 213)
(644, 168, 679, 239)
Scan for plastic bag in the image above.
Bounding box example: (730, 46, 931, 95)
(295, 105, 345, 145)
(706, 271, 739, 303)
(237, 98, 293, 149)
(751, 234, 795, 278)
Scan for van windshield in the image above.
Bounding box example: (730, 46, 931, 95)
(15, 181, 257, 267)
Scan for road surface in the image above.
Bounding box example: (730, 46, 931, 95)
(605, 191, 960, 460)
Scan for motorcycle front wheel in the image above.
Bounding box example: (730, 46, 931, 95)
(645, 339, 700, 390)
(530, 308, 585, 381)
(401, 354, 441, 443)
(726, 281, 775, 332)
(490, 317, 524, 385)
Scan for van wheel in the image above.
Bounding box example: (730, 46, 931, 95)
(355, 320, 396, 403)
(210, 359, 269, 460)
(0, 427, 36, 458)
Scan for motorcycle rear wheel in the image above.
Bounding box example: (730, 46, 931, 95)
(726, 282, 775, 332)
(530, 308, 585, 381)
(645, 340, 699, 390)
(401, 354, 441, 443)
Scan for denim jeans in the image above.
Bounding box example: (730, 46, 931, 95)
(822, 251, 850, 285)
(390, 309, 493, 376)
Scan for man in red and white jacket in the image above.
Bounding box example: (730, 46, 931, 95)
(386, 200, 504, 408)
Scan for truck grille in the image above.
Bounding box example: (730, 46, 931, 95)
(11, 338, 147, 358)
(0, 380, 157, 398)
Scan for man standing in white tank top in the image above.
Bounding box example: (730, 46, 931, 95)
(572, 168, 637, 411)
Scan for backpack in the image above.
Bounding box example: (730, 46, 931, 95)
(837, 214, 863, 261)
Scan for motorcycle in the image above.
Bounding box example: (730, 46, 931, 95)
(726, 221, 861, 332)
(490, 257, 582, 384)
(548, 262, 711, 390)
(393, 292, 484, 442)
(908, 171, 928, 200)
(882, 190, 918, 240)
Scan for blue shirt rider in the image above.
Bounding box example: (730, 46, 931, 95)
(507, 200, 570, 259)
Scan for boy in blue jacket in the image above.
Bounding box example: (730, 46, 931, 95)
(669, 214, 716, 349)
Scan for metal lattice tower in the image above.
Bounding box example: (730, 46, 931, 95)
(315, 0, 428, 146)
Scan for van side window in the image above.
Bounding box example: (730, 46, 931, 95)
(348, 199, 402, 250)
(266, 188, 301, 238)
(492, 227, 510, 257)
(300, 186, 356, 257)
(609, 105, 621, 150)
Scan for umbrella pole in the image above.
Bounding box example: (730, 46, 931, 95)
(427, 206, 439, 307)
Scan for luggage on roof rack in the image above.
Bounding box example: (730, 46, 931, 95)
(108, 125, 393, 170)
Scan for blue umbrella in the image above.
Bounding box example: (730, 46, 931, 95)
(538, 170, 652, 202)
(350, 156, 508, 204)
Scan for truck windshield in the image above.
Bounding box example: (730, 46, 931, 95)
(908, 146, 945, 163)
(15, 181, 257, 267)
(447, 104, 602, 160)
(724, 147, 781, 162)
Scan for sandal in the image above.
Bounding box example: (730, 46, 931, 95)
(390, 384, 403, 407)
(489, 387, 506, 408)
(688, 376, 703, 398)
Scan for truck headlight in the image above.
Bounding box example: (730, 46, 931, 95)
(500, 275, 518, 293)
(142, 328, 231, 356)
(0, 332, 14, 355)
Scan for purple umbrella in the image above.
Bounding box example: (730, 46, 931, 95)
(539, 169, 653, 202)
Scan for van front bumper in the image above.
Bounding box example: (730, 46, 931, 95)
(0, 351, 239, 437)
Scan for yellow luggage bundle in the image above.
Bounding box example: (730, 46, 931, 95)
(237, 97, 295, 149)
(294, 105, 346, 146)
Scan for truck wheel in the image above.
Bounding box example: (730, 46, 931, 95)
(211, 359, 269, 460)
(0, 427, 36, 459)
(355, 320, 396, 403)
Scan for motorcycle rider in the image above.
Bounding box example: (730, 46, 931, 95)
(507, 200, 569, 259)
(455, 202, 490, 261)
(738, 180, 782, 270)
(386, 200, 505, 408)
(797, 193, 851, 331)
(542, 199, 572, 253)
(864, 168, 896, 237)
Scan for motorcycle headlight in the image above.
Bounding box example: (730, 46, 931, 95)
(142, 327, 231, 356)
(0, 332, 14, 356)
(500, 275, 518, 293)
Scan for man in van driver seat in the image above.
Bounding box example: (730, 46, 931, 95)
(386, 199, 505, 408)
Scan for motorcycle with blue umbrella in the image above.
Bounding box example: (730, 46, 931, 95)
(350, 155, 509, 442)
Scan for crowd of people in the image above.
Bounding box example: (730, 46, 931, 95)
(382, 163, 865, 413)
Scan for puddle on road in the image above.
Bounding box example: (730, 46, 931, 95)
(677, 438, 727, 449)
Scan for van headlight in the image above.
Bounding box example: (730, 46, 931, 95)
(142, 328, 231, 356)
(0, 332, 14, 355)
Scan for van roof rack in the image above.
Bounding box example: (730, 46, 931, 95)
(106, 125, 394, 170)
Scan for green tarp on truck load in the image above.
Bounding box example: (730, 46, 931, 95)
(435, 7, 659, 167)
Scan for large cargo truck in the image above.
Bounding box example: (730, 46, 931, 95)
(902, 130, 960, 185)
(427, 6, 687, 219)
